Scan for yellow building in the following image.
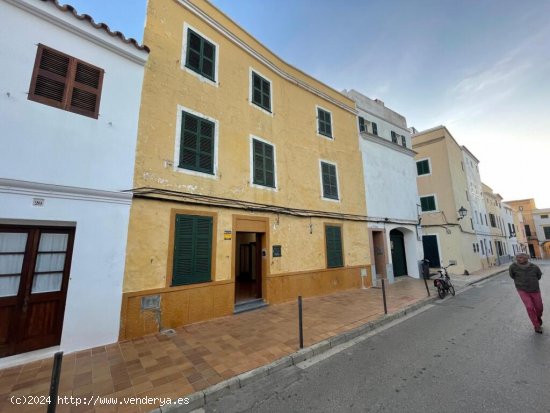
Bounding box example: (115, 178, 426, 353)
(120, 0, 371, 339)
(413, 126, 480, 274)
(505, 199, 541, 258)
(512, 208, 529, 254)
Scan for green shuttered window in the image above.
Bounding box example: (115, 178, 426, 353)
(318, 108, 332, 138)
(253, 139, 275, 188)
(325, 225, 343, 268)
(179, 111, 214, 174)
(358, 116, 365, 132)
(416, 159, 430, 175)
(372, 122, 378, 135)
(172, 215, 213, 286)
(321, 162, 338, 200)
(252, 72, 271, 112)
(420, 196, 436, 212)
(185, 29, 216, 81)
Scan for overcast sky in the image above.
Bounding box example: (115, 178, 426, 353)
(64, 0, 550, 207)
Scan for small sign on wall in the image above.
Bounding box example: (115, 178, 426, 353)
(32, 198, 45, 207)
(224, 230, 232, 240)
(272, 245, 282, 257)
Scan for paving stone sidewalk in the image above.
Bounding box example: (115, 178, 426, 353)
(0, 265, 507, 413)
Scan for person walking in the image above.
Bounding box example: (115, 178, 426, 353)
(509, 253, 543, 333)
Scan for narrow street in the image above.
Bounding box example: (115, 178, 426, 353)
(207, 263, 550, 413)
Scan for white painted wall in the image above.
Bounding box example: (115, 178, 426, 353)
(343, 90, 422, 281)
(0, 183, 131, 353)
(360, 139, 419, 221)
(534, 210, 550, 243)
(462, 149, 491, 266)
(0, 0, 147, 358)
(0, 0, 147, 191)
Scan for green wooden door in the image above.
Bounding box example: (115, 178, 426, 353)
(390, 229, 407, 277)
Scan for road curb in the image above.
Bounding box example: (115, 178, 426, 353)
(156, 299, 438, 412)
(154, 269, 506, 413)
(465, 269, 507, 287)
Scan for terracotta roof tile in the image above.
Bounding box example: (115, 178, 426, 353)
(41, 0, 150, 53)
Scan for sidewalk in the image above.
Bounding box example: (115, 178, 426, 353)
(0, 265, 508, 413)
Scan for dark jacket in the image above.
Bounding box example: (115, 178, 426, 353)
(509, 262, 542, 292)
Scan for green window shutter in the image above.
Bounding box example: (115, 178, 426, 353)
(372, 122, 378, 135)
(179, 111, 214, 174)
(358, 117, 365, 132)
(420, 196, 435, 211)
(391, 131, 397, 143)
(417, 160, 430, 175)
(251, 72, 271, 112)
(321, 162, 338, 200)
(325, 225, 343, 268)
(173, 215, 212, 286)
(185, 29, 216, 81)
(253, 139, 275, 187)
(544, 227, 550, 239)
(318, 108, 332, 138)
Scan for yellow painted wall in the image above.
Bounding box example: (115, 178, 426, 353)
(413, 127, 480, 274)
(121, 199, 371, 339)
(123, 198, 370, 293)
(135, 0, 366, 216)
(121, 0, 372, 338)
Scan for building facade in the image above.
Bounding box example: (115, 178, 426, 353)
(501, 203, 520, 258)
(481, 184, 510, 266)
(120, 0, 371, 340)
(412, 126, 480, 274)
(504, 199, 541, 258)
(533, 208, 550, 259)
(461, 146, 492, 269)
(0, 0, 148, 360)
(342, 90, 422, 283)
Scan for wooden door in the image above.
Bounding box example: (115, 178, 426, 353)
(422, 235, 441, 268)
(390, 229, 407, 277)
(0, 226, 74, 357)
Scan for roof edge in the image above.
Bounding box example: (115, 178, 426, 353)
(42, 0, 149, 53)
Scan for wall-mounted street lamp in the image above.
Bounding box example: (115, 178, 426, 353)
(457, 206, 468, 221)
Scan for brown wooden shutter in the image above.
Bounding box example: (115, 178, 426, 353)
(28, 44, 104, 119)
(69, 61, 103, 118)
(28, 45, 70, 109)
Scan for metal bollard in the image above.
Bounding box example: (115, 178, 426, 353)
(47, 351, 63, 413)
(381, 279, 388, 315)
(424, 277, 431, 297)
(298, 296, 304, 349)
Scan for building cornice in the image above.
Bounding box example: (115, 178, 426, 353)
(6, 0, 148, 65)
(412, 135, 445, 149)
(173, 0, 356, 115)
(360, 132, 417, 156)
(0, 178, 132, 205)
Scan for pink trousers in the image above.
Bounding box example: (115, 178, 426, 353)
(517, 289, 544, 328)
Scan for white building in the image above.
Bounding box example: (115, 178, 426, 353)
(343, 89, 422, 283)
(501, 203, 519, 258)
(533, 208, 550, 259)
(461, 146, 493, 268)
(0, 0, 148, 363)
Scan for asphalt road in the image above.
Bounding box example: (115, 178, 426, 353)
(205, 263, 550, 413)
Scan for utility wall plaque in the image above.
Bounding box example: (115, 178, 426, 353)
(224, 230, 232, 240)
(32, 198, 45, 207)
(272, 245, 282, 257)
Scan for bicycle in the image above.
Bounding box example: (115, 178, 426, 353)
(433, 263, 456, 299)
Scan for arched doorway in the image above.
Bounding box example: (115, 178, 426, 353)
(390, 229, 407, 277)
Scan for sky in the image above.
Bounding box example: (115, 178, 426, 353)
(63, 0, 550, 207)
